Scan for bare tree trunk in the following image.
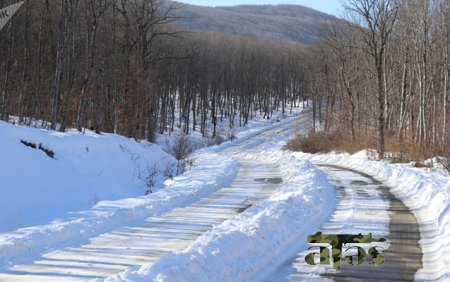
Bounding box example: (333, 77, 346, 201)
(442, 1, 449, 146)
(50, 0, 67, 130)
(377, 57, 386, 159)
(1, 19, 16, 122)
(18, 0, 30, 124)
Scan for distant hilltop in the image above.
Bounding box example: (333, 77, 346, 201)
(171, 3, 336, 45)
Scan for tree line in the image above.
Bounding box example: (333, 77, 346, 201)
(0, 0, 308, 142)
(309, 0, 449, 159)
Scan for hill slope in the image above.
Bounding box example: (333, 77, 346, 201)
(173, 4, 335, 45)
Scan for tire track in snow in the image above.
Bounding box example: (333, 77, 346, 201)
(269, 165, 423, 282)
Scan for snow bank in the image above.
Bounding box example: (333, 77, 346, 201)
(103, 151, 335, 282)
(296, 151, 450, 281)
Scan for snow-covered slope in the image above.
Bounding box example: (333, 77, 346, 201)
(0, 121, 177, 233)
(297, 151, 450, 281)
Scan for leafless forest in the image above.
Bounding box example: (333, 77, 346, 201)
(0, 0, 449, 160)
(0, 0, 307, 142)
(293, 0, 449, 161)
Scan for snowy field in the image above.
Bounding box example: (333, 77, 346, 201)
(0, 106, 305, 232)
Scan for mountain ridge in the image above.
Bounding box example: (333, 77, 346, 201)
(172, 3, 336, 45)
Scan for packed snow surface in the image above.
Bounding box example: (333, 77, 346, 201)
(103, 151, 449, 282)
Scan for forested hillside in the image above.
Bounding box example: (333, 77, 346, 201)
(172, 3, 335, 44)
(0, 0, 308, 143)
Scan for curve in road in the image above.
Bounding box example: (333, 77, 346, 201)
(275, 165, 423, 282)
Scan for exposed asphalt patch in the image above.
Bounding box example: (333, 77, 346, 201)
(351, 180, 369, 186)
(356, 190, 370, 198)
(237, 204, 253, 214)
(254, 178, 283, 184)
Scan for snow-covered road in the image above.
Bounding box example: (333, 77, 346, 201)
(0, 114, 309, 281)
(268, 165, 423, 281)
(2, 111, 440, 282)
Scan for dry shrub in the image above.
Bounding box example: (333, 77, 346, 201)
(384, 138, 434, 164)
(171, 133, 192, 160)
(286, 127, 380, 155)
(286, 123, 450, 173)
(20, 140, 56, 159)
(286, 128, 439, 165)
(285, 130, 344, 153)
(337, 134, 377, 154)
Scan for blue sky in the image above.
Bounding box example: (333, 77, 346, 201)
(177, 0, 343, 16)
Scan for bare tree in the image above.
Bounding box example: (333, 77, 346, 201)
(344, 0, 398, 159)
(50, 0, 67, 130)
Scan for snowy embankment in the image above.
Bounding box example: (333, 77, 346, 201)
(0, 120, 178, 233)
(296, 151, 450, 281)
(103, 150, 335, 282)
